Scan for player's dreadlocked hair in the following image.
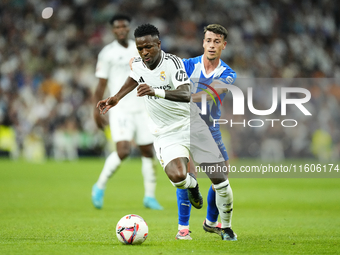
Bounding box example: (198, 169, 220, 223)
(204, 24, 228, 40)
(109, 14, 131, 25)
(134, 23, 160, 38)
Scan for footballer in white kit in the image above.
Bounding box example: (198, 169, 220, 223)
(130, 51, 224, 168)
(98, 24, 232, 225)
(92, 15, 162, 211)
(96, 39, 153, 145)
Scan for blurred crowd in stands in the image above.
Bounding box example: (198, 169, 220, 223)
(0, 0, 339, 161)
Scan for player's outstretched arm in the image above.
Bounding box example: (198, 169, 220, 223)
(97, 77, 138, 115)
(137, 83, 191, 102)
(191, 80, 228, 103)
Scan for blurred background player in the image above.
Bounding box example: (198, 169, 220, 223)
(92, 14, 162, 210)
(175, 24, 237, 241)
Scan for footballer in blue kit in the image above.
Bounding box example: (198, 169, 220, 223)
(184, 55, 236, 160)
(175, 24, 237, 241)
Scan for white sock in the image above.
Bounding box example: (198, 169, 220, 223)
(213, 179, 233, 229)
(205, 219, 218, 227)
(96, 151, 121, 189)
(178, 224, 189, 230)
(141, 156, 156, 198)
(171, 173, 197, 189)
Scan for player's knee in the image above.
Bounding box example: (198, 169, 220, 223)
(116, 141, 131, 160)
(117, 148, 130, 160)
(142, 151, 153, 158)
(166, 166, 186, 183)
(165, 158, 187, 182)
(168, 171, 186, 183)
(139, 144, 154, 158)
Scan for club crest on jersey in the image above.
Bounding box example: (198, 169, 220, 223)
(160, 71, 166, 81)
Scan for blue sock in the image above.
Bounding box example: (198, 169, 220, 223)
(206, 185, 219, 222)
(176, 188, 191, 226)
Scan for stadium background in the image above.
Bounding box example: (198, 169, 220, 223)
(0, 0, 339, 162)
(1, 1, 340, 254)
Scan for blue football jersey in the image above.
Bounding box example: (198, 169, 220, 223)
(182, 55, 237, 132)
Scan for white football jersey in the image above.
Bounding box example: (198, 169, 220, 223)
(95, 39, 143, 112)
(130, 51, 195, 135)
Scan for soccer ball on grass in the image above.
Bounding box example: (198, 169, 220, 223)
(116, 214, 148, 245)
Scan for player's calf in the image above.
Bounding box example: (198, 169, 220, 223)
(214, 179, 234, 229)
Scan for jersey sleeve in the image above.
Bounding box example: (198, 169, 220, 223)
(182, 58, 193, 77)
(218, 67, 237, 85)
(129, 61, 140, 83)
(169, 55, 190, 89)
(129, 69, 139, 83)
(95, 47, 111, 79)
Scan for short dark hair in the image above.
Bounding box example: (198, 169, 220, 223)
(134, 23, 160, 38)
(109, 14, 131, 25)
(204, 24, 228, 40)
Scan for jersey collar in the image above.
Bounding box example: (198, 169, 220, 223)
(200, 55, 221, 78)
(154, 51, 165, 70)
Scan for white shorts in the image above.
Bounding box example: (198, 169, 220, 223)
(153, 127, 190, 168)
(109, 109, 154, 146)
(153, 122, 223, 168)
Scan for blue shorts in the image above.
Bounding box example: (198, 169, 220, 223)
(210, 129, 229, 161)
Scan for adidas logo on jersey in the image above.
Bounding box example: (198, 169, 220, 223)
(139, 77, 145, 83)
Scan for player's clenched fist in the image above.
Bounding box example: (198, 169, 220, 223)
(97, 96, 119, 115)
(137, 84, 155, 97)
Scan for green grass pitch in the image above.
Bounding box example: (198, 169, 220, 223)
(0, 158, 339, 254)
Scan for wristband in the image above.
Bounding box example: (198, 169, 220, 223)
(154, 89, 166, 98)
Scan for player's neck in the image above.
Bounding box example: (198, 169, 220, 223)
(145, 53, 162, 70)
(146, 58, 160, 70)
(117, 39, 129, 48)
(203, 55, 219, 75)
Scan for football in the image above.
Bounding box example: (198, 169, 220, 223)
(115, 214, 148, 245)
